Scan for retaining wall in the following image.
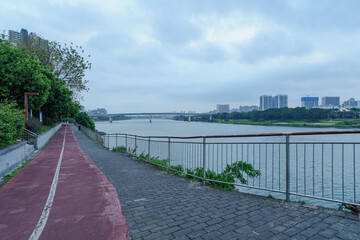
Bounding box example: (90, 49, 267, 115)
(0, 141, 34, 178)
(0, 123, 62, 178)
(36, 123, 62, 150)
(74, 123, 104, 146)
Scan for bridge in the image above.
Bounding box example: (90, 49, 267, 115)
(88, 112, 214, 123)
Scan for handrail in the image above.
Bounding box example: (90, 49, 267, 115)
(23, 128, 37, 138)
(103, 130, 360, 139)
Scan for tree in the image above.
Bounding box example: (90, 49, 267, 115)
(0, 40, 51, 110)
(41, 75, 80, 123)
(22, 37, 91, 94)
(75, 112, 95, 131)
(0, 102, 24, 148)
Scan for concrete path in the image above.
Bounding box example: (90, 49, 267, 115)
(0, 124, 127, 240)
(72, 125, 360, 240)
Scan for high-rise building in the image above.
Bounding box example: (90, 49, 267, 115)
(301, 97, 319, 109)
(216, 104, 230, 113)
(8, 30, 21, 45)
(20, 28, 28, 44)
(322, 97, 340, 108)
(343, 98, 358, 108)
(274, 94, 288, 108)
(260, 94, 288, 110)
(260, 95, 273, 110)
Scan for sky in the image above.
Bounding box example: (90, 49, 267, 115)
(1, 0, 360, 113)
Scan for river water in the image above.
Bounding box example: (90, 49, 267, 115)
(95, 119, 360, 209)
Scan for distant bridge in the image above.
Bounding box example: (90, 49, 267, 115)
(89, 112, 214, 123)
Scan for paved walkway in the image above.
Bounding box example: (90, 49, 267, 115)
(73, 126, 360, 240)
(0, 125, 127, 240)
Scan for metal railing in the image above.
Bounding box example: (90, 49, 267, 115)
(102, 130, 360, 207)
(23, 128, 37, 148)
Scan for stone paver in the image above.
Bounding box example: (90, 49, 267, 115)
(72, 126, 360, 239)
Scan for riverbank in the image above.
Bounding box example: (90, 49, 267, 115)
(209, 119, 360, 129)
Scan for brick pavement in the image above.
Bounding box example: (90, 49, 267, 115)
(72, 125, 360, 240)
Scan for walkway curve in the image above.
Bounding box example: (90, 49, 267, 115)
(0, 124, 127, 240)
(73, 125, 360, 240)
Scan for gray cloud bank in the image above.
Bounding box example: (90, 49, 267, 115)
(1, 0, 360, 112)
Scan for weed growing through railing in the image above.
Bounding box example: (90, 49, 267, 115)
(338, 202, 360, 220)
(112, 148, 261, 191)
(223, 161, 261, 184)
(112, 146, 127, 154)
(186, 167, 236, 190)
(267, 194, 275, 199)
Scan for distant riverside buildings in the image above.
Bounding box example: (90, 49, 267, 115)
(301, 97, 319, 109)
(87, 108, 108, 115)
(216, 104, 230, 113)
(342, 98, 358, 108)
(239, 105, 259, 112)
(7, 28, 48, 47)
(259, 94, 288, 110)
(321, 97, 340, 108)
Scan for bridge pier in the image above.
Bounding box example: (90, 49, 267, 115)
(149, 115, 152, 123)
(188, 116, 191, 122)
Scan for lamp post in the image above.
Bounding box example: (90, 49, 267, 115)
(24, 92, 39, 123)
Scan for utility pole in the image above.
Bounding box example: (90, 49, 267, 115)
(24, 92, 39, 123)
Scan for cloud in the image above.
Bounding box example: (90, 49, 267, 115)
(237, 30, 313, 64)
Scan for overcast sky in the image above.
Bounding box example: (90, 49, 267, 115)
(1, 0, 360, 113)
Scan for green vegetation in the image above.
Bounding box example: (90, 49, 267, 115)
(338, 202, 360, 219)
(1, 159, 31, 185)
(113, 147, 261, 190)
(0, 102, 24, 148)
(75, 112, 95, 131)
(176, 107, 360, 128)
(0, 34, 93, 148)
(267, 194, 275, 199)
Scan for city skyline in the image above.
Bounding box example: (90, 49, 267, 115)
(1, 1, 360, 113)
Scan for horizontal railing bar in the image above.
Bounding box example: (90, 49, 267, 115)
(289, 192, 360, 206)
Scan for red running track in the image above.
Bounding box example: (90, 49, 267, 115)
(0, 124, 128, 240)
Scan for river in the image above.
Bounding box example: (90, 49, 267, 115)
(95, 119, 360, 209)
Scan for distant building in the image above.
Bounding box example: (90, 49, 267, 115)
(301, 97, 319, 109)
(216, 104, 230, 113)
(8, 30, 22, 45)
(343, 98, 358, 108)
(260, 94, 288, 110)
(322, 96, 340, 108)
(8, 28, 48, 49)
(260, 95, 273, 110)
(239, 105, 259, 112)
(87, 108, 108, 115)
(274, 94, 288, 108)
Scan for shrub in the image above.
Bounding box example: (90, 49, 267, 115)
(0, 102, 24, 148)
(26, 117, 42, 133)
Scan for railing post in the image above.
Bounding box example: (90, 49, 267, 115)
(125, 134, 128, 150)
(148, 137, 151, 163)
(168, 137, 171, 173)
(107, 135, 109, 149)
(135, 135, 137, 156)
(116, 134, 118, 148)
(285, 134, 290, 202)
(203, 137, 206, 186)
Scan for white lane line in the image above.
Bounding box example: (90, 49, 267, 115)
(29, 126, 67, 240)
